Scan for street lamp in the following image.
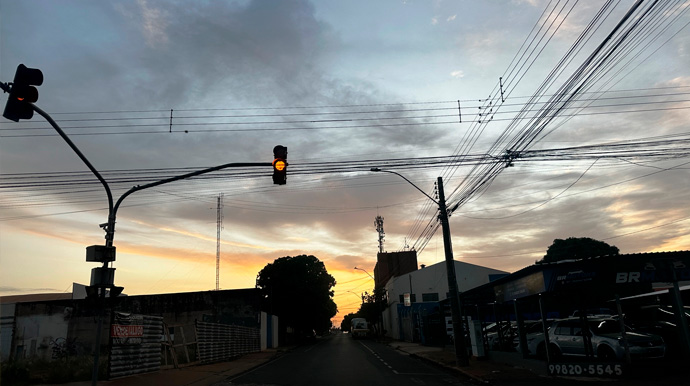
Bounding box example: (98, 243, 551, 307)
(354, 266, 375, 281)
(370, 167, 469, 367)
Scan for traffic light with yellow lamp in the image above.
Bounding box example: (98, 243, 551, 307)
(3, 64, 43, 122)
(273, 145, 288, 185)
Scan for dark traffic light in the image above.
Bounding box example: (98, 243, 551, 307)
(273, 145, 288, 185)
(3, 64, 43, 122)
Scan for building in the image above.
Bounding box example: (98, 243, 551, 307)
(459, 251, 690, 358)
(381, 259, 508, 342)
(374, 251, 419, 289)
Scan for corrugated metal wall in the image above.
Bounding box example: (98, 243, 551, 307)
(109, 314, 163, 379)
(196, 320, 259, 363)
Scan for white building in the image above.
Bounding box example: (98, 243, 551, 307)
(382, 260, 508, 341)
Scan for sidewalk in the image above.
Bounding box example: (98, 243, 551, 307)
(391, 341, 690, 386)
(36, 340, 689, 386)
(390, 341, 546, 384)
(36, 349, 280, 386)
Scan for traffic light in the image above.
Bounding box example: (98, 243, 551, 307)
(3, 64, 43, 122)
(273, 145, 288, 185)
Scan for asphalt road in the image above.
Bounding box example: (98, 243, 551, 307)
(225, 333, 471, 386)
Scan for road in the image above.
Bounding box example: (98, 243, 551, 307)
(226, 333, 470, 386)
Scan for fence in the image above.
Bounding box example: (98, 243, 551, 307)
(109, 313, 163, 379)
(195, 321, 260, 363)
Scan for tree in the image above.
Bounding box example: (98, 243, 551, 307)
(256, 255, 337, 334)
(358, 288, 387, 335)
(340, 312, 358, 332)
(539, 237, 619, 263)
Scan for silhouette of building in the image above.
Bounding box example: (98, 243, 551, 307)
(374, 251, 418, 289)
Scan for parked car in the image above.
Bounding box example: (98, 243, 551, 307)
(300, 329, 317, 344)
(625, 306, 690, 358)
(548, 317, 665, 361)
(513, 320, 553, 359)
(484, 321, 516, 350)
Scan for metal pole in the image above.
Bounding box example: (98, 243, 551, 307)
(539, 294, 551, 362)
(671, 266, 690, 357)
(31, 105, 112, 386)
(30, 102, 275, 384)
(437, 176, 469, 366)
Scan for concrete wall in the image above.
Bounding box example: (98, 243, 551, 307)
(1, 303, 16, 361)
(11, 303, 73, 361)
(260, 312, 279, 350)
(3, 288, 265, 363)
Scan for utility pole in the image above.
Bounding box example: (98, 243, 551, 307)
(437, 176, 469, 366)
(370, 168, 469, 367)
(216, 193, 223, 291)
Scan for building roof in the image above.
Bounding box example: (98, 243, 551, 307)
(0, 293, 73, 304)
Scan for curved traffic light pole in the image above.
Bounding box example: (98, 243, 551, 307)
(370, 168, 469, 367)
(31, 103, 272, 385)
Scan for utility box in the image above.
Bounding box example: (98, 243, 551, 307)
(90, 267, 115, 287)
(468, 318, 486, 358)
(86, 245, 116, 262)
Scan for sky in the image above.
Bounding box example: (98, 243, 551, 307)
(1, 0, 689, 327)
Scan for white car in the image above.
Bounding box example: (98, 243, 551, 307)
(514, 320, 552, 359)
(548, 318, 665, 361)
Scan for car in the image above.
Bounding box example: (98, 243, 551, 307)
(299, 329, 317, 344)
(548, 317, 665, 361)
(513, 320, 553, 359)
(484, 321, 516, 350)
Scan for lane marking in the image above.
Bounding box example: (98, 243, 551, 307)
(358, 341, 440, 376)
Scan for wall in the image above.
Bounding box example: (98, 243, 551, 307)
(260, 312, 279, 350)
(4, 288, 266, 364)
(12, 303, 73, 361)
(375, 251, 418, 289)
(1, 303, 16, 361)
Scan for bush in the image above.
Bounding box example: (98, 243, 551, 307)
(0, 356, 105, 385)
(1, 360, 30, 386)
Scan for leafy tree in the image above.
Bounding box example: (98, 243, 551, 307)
(340, 312, 358, 332)
(539, 237, 619, 263)
(359, 288, 387, 331)
(256, 254, 337, 334)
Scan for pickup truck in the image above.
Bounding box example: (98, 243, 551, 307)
(350, 318, 369, 339)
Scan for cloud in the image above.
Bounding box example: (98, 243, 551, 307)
(447, 15, 457, 22)
(136, 0, 170, 47)
(512, 0, 541, 6)
(451, 70, 464, 78)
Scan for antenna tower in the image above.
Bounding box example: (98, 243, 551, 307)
(216, 193, 224, 291)
(374, 215, 385, 253)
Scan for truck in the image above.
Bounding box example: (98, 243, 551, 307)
(350, 318, 369, 339)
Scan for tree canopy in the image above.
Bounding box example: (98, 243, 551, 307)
(540, 237, 619, 263)
(256, 254, 337, 334)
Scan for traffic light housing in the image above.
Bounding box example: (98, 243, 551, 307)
(273, 145, 288, 185)
(3, 64, 43, 122)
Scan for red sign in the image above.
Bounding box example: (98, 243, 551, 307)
(111, 324, 144, 338)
